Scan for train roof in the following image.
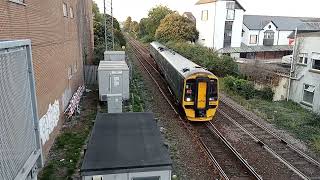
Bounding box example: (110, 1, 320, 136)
(150, 41, 214, 78)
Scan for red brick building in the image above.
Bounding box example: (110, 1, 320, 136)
(0, 0, 94, 158)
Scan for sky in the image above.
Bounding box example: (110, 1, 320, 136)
(93, 0, 320, 22)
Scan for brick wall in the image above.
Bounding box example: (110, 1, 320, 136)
(0, 0, 94, 158)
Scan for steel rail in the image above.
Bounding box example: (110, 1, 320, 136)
(221, 97, 320, 169)
(128, 38, 230, 180)
(128, 37, 262, 180)
(218, 108, 310, 180)
(206, 121, 263, 180)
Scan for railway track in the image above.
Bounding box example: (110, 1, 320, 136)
(218, 99, 320, 180)
(127, 36, 261, 180)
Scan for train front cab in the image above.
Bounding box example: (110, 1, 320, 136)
(182, 73, 218, 121)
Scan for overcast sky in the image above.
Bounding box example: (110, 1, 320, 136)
(93, 0, 320, 22)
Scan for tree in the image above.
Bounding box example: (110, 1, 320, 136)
(130, 21, 139, 38)
(124, 16, 132, 32)
(155, 13, 199, 42)
(146, 5, 173, 38)
(138, 18, 148, 38)
(92, 2, 125, 64)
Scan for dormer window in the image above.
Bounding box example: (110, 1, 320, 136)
(264, 30, 274, 39)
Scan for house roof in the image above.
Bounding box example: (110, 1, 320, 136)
(287, 22, 320, 38)
(195, 0, 216, 5)
(218, 43, 293, 54)
(244, 15, 320, 31)
(81, 113, 172, 176)
(195, 0, 245, 10)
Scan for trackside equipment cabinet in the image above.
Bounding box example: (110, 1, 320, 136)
(98, 61, 129, 100)
(0, 40, 42, 180)
(104, 51, 126, 61)
(81, 113, 172, 180)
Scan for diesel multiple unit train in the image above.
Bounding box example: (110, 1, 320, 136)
(149, 42, 219, 121)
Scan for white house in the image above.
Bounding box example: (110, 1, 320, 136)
(241, 15, 305, 46)
(289, 32, 320, 113)
(194, 0, 245, 50)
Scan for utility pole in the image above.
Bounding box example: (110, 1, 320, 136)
(287, 27, 298, 101)
(111, 0, 115, 50)
(104, 0, 107, 50)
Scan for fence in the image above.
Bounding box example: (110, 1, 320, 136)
(0, 40, 42, 180)
(84, 65, 98, 85)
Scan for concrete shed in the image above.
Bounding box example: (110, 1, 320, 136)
(81, 113, 172, 180)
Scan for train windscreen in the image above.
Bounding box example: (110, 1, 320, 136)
(208, 79, 218, 101)
(185, 79, 195, 102)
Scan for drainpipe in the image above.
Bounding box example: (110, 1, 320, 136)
(286, 27, 298, 101)
(213, 3, 217, 49)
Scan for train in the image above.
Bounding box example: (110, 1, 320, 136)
(149, 41, 219, 121)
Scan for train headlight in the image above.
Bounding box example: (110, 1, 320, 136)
(209, 97, 215, 101)
(186, 98, 192, 102)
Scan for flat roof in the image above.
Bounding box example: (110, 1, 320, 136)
(81, 113, 172, 175)
(218, 43, 293, 54)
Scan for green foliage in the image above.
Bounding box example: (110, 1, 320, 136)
(224, 76, 275, 100)
(92, 2, 125, 64)
(123, 16, 132, 32)
(155, 13, 198, 42)
(141, 35, 155, 43)
(138, 18, 148, 38)
(220, 78, 320, 154)
(256, 87, 274, 101)
(224, 76, 255, 99)
(166, 41, 239, 77)
(130, 21, 140, 38)
(146, 5, 173, 38)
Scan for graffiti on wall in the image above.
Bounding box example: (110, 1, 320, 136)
(38, 100, 60, 145)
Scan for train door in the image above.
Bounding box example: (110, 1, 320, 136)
(195, 78, 209, 117)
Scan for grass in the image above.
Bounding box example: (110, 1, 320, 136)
(127, 45, 146, 112)
(219, 78, 320, 154)
(39, 92, 97, 180)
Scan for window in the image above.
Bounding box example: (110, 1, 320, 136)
(250, 35, 257, 44)
(201, 10, 208, 21)
(63, 3, 68, 17)
(226, 1, 235, 9)
(132, 177, 160, 180)
(9, 0, 25, 4)
(303, 84, 315, 105)
(312, 58, 320, 70)
(226, 1, 235, 20)
(92, 176, 103, 180)
(226, 9, 235, 20)
(241, 30, 245, 37)
(298, 53, 308, 65)
(69, 7, 74, 18)
(264, 31, 274, 39)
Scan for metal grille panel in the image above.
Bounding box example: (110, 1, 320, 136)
(0, 44, 38, 180)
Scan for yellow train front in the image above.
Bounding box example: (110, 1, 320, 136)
(149, 42, 219, 121)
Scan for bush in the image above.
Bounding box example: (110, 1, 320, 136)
(256, 87, 274, 101)
(166, 41, 239, 77)
(224, 76, 254, 99)
(141, 35, 154, 43)
(224, 76, 271, 100)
